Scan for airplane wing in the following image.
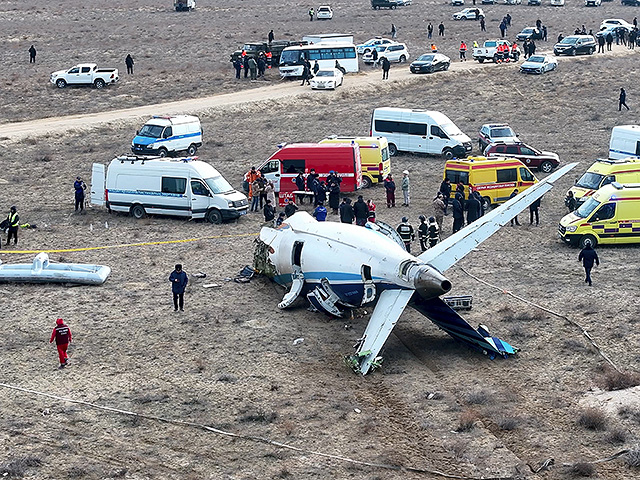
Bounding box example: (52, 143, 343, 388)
(418, 162, 578, 273)
(351, 288, 414, 375)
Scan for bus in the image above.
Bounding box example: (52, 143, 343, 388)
(279, 43, 359, 77)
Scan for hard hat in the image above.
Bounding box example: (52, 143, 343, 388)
(403, 170, 409, 174)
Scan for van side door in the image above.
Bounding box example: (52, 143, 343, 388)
(281, 159, 305, 194)
(260, 160, 282, 192)
(160, 176, 190, 216)
(428, 124, 449, 156)
(587, 202, 618, 244)
(518, 167, 536, 189)
(161, 126, 173, 152)
(190, 179, 211, 219)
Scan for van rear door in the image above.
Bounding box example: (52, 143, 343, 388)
(91, 163, 105, 206)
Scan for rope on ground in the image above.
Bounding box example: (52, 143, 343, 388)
(0, 382, 516, 480)
(0, 232, 258, 255)
(458, 267, 621, 373)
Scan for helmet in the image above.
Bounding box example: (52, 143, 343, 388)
(419, 215, 426, 222)
(429, 216, 436, 223)
(402, 217, 408, 223)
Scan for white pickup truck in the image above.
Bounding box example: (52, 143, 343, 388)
(50, 63, 119, 89)
(472, 40, 520, 63)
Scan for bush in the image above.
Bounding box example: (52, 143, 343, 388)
(577, 408, 608, 430)
(466, 390, 490, 405)
(599, 369, 640, 391)
(606, 427, 627, 444)
(457, 410, 477, 432)
(570, 462, 596, 477)
(625, 447, 640, 468)
(1, 457, 42, 478)
(496, 415, 520, 431)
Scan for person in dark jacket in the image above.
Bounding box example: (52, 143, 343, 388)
(473, 191, 485, 216)
(294, 172, 306, 204)
(313, 60, 320, 75)
(384, 174, 396, 207)
(243, 55, 250, 78)
(284, 199, 298, 217)
(565, 191, 577, 212)
(427, 217, 440, 247)
(268, 30, 275, 44)
(439, 178, 452, 215)
(74, 176, 86, 212)
(606, 32, 613, 51)
(328, 181, 341, 214)
(50, 318, 72, 368)
(619, 88, 629, 111)
(275, 212, 286, 227)
(233, 58, 242, 79)
(263, 199, 276, 223)
(29, 45, 37, 63)
(381, 57, 390, 80)
(353, 195, 369, 226)
(397, 217, 415, 253)
(509, 189, 521, 226)
(257, 56, 266, 77)
(300, 60, 312, 86)
(417, 215, 429, 252)
(339, 198, 355, 224)
(529, 197, 541, 226)
(125, 54, 134, 74)
(371, 47, 379, 67)
(315, 181, 327, 205)
(578, 241, 599, 286)
(307, 169, 319, 195)
(169, 264, 188, 312)
(466, 192, 481, 224)
(452, 194, 464, 233)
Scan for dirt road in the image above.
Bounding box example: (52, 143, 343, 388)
(2, 46, 632, 143)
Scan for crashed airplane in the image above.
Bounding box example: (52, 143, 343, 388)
(255, 163, 577, 374)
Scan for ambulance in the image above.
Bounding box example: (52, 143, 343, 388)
(319, 136, 391, 188)
(568, 157, 640, 206)
(443, 156, 538, 209)
(257, 143, 362, 206)
(559, 183, 640, 248)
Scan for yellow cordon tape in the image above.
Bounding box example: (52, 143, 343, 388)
(0, 232, 258, 254)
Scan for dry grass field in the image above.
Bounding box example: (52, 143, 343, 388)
(1, 1, 640, 479)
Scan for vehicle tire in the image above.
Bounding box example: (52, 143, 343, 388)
(388, 143, 398, 156)
(206, 209, 223, 224)
(94, 78, 106, 89)
(539, 161, 554, 173)
(442, 148, 454, 160)
(589, 47, 595, 55)
(131, 204, 146, 219)
(493, 54, 499, 63)
(361, 176, 373, 189)
(579, 234, 597, 249)
(461, 17, 467, 21)
(56, 79, 67, 89)
(399, 55, 406, 63)
(478, 58, 485, 63)
(187, 144, 197, 156)
(570, 48, 577, 56)
(443, 62, 450, 71)
(482, 197, 491, 211)
(158, 148, 168, 157)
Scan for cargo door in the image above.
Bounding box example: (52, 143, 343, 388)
(91, 163, 105, 206)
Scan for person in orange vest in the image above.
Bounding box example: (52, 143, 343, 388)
(459, 41, 467, 62)
(265, 50, 272, 69)
(241, 49, 246, 58)
(510, 42, 518, 61)
(495, 43, 502, 63)
(245, 167, 262, 202)
(50, 318, 72, 369)
(431, 43, 437, 53)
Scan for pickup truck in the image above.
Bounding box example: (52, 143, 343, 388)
(50, 64, 119, 89)
(229, 40, 306, 64)
(472, 40, 520, 63)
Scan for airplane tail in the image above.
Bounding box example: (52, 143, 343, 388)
(410, 296, 517, 359)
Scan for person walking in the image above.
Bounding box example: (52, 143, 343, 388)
(384, 174, 396, 207)
(565, 191, 577, 212)
(391, 23, 397, 40)
(578, 240, 599, 286)
(401, 170, 410, 206)
(308, 7, 314, 21)
(439, 178, 451, 215)
(313, 60, 320, 75)
(300, 59, 311, 85)
(6, 206, 19, 246)
(438, 22, 445, 37)
(49, 318, 72, 369)
(125, 54, 134, 75)
(500, 21, 507, 39)
(339, 198, 355, 224)
(397, 217, 415, 253)
(169, 264, 188, 312)
(459, 41, 467, 62)
(263, 199, 276, 223)
(452, 194, 464, 233)
(529, 197, 541, 226)
(433, 192, 446, 233)
(619, 88, 630, 111)
(268, 29, 275, 44)
(353, 195, 369, 226)
(371, 47, 378, 67)
(480, 18, 486, 32)
(381, 57, 390, 80)
(74, 176, 86, 213)
(29, 45, 37, 63)
(427, 23, 434, 39)
(509, 189, 521, 226)
(417, 215, 429, 252)
(312, 202, 327, 221)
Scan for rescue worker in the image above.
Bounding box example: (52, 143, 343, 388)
(452, 194, 464, 233)
(265, 50, 273, 69)
(248, 57, 258, 80)
(125, 54, 134, 75)
(473, 40, 479, 48)
(401, 170, 410, 206)
(50, 318, 72, 369)
(294, 172, 306, 204)
(433, 192, 446, 233)
(328, 181, 341, 214)
(29, 45, 36, 63)
(353, 195, 369, 226)
(466, 191, 481, 225)
(397, 217, 415, 253)
(529, 197, 541, 226)
(339, 198, 355, 224)
(367, 199, 376, 222)
(312, 201, 327, 221)
(578, 240, 599, 286)
(565, 191, 577, 212)
(439, 178, 451, 214)
(511, 42, 518, 60)
(263, 199, 276, 223)
(245, 166, 261, 205)
(381, 57, 390, 80)
(417, 215, 429, 252)
(6, 206, 19, 246)
(427, 217, 440, 248)
(459, 41, 467, 62)
(431, 43, 438, 53)
(308, 7, 314, 21)
(284, 199, 298, 217)
(74, 176, 86, 212)
(384, 174, 396, 207)
(169, 264, 188, 312)
(509, 189, 521, 226)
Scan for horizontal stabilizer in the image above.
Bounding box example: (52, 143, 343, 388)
(410, 296, 517, 359)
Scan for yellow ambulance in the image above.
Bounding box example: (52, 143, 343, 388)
(319, 136, 391, 188)
(444, 156, 538, 209)
(569, 157, 640, 206)
(559, 182, 640, 248)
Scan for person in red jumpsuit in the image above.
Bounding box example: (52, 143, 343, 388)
(50, 318, 72, 368)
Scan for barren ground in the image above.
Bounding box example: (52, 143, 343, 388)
(1, 1, 640, 480)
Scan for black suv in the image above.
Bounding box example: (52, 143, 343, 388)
(553, 35, 596, 56)
(371, 0, 401, 8)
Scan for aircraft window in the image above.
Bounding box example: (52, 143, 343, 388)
(591, 203, 615, 222)
(519, 167, 534, 182)
(497, 168, 517, 183)
(283, 159, 305, 174)
(292, 241, 303, 266)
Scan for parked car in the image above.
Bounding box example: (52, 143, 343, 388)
(504, 0, 521, 4)
(174, 0, 195, 11)
(481, 0, 497, 3)
(550, 0, 565, 5)
(527, 0, 541, 5)
(478, 124, 520, 151)
(472, 39, 520, 63)
(316, 5, 333, 19)
(516, 27, 543, 41)
(452, 8, 485, 20)
(600, 19, 634, 32)
(363, 43, 409, 64)
(451, 0, 465, 5)
(310, 68, 343, 89)
(50, 63, 119, 89)
(484, 142, 560, 173)
(356, 37, 393, 55)
(553, 35, 596, 56)
(410, 53, 451, 73)
(519, 54, 558, 74)
(371, 0, 401, 9)
(585, 0, 601, 5)
(621, 0, 640, 5)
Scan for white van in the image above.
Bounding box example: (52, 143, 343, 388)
(131, 115, 202, 157)
(609, 125, 640, 160)
(550, 0, 564, 5)
(370, 107, 472, 158)
(91, 156, 248, 224)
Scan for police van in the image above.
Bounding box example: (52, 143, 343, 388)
(609, 125, 640, 160)
(559, 183, 640, 247)
(319, 136, 391, 188)
(91, 156, 248, 224)
(444, 156, 538, 209)
(569, 157, 640, 205)
(131, 115, 202, 157)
